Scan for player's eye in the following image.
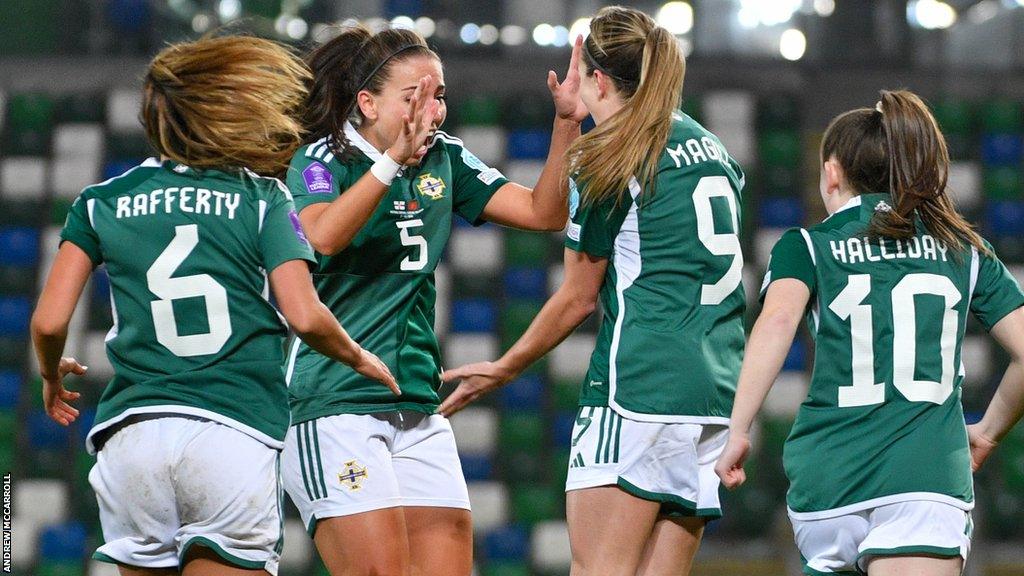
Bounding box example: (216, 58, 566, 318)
(436, 94, 447, 102)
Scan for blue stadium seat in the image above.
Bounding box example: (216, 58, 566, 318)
(76, 408, 96, 445)
(986, 201, 1024, 236)
(105, 0, 151, 33)
(783, 339, 806, 371)
(0, 297, 31, 336)
(758, 197, 805, 228)
(38, 521, 87, 561)
(92, 267, 110, 304)
(503, 267, 547, 301)
(551, 410, 576, 449)
(451, 298, 498, 333)
(981, 134, 1024, 167)
(461, 454, 494, 481)
(498, 374, 544, 412)
(28, 410, 69, 449)
(506, 130, 551, 160)
(386, 0, 423, 18)
(0, 227, 40, 267)
(102, 160, 140, 181)
(0, 371, 20, 409)
(483, 524, 530, 561)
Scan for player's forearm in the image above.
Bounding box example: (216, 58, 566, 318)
(497, 288, 594, 379)
(976, 360, 1024, 444)
(306, 172, 389, 255)
(31, 325, 67, 382)
(729, 309, 801, 436)
(529, 117, 580, 230)
(292, 304, 362, 367)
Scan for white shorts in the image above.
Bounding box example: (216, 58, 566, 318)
(565, 406, 728, 518)
(791, 500, 972, 575)
(89, 416, 282, 574)
(281, 412, 470, 534)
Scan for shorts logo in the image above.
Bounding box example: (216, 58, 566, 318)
(338, 460, 368, 491)
(302, 162, 333, 194)
(416, 173, 446, 200)
(569, 453, 586, 468)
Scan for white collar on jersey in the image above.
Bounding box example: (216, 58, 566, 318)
(343, 121, 385, 162)
(824, 195, 862, 221)
(142, 157, 163, 168)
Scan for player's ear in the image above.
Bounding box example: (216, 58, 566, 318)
(595, 70, 610, 100)
(356, 90, 378, 122)
(822, 158, 844, 196)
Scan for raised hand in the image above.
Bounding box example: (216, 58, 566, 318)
(352, 348, 400, 396)
(436, 361, 513, 417)
(548, 35, 589, 123)
(714, 433, 751, 490)
(43, 357, 87, 426)
(388, 75, 440, 165)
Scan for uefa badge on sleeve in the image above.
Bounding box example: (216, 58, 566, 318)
(302, 162, 333, 194)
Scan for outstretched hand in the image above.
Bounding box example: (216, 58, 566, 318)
(714, 433, 751, 490)
(436, 361, 514, 417)
(389, 74, 440, 165)
(42, 357, 87, 426)
(548, 35, 589, 123)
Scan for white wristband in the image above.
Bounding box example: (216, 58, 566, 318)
(370, 151, 403, 186)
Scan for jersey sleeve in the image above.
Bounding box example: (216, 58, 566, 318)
(59, 193, 103, 266)
(760, 228, 816, 301)
(449, 141, 509, 226)
(970, 244, 1024, 330)
(563, 178, 627, 258)
(258, 183, 317, 274)
(286, 149, 344, 213)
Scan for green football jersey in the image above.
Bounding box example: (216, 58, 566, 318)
(285, 123, 508, 423)
(764, 193, 1024, 518)
(565, 113, 746, 423)
(60, 158, 316, 454)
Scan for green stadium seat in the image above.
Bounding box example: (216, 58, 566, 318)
(0, 337, 27, 369)
(761, 165, 801, 197)
(0, 1, 60, 55)
(37, 561, 85, 576)
(944, 133, 976, 161)
(509, 484, 562, 525)
(757, 94, 800, 130)
(503, 93, 553, 129)
(501, 300, 542, 349)
(481, 561, 531, 576)
(458, 95, 502, 126)
(106, 133, 151, 159)
(551, 379, 579, 411)
(56, 93, 106, 124)
(758, 130, 802, 170)
(504, 230, 551, 266)
(500, 449, 546, 484)
(499, 414, 544, 455)
(980, 99, 1023, 133)
(983, 167, 1022, 200)
(0, 266, 38, 295)
(931, 98, 974, 136)
(6, 93, 54, 133)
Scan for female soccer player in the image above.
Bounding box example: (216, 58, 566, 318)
(31, 36, 396, 576)
(440, 7, 746, 575)
(715, 90, 1024, 576)
(282, 23, 585, 576)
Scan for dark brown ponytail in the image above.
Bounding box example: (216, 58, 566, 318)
(821, 89, 987, 254)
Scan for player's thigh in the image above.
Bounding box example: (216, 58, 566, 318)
(314, 508, 410, 576)
(636, 516, 705, 576)
(867, 555, 962, 576)
(566, 486, 662, 576)
(116, 566, 177, 576)
(404, 506, 472, 576)
(181, 546, 271, 576)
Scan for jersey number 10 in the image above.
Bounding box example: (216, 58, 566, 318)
(830, 273, 960, 407)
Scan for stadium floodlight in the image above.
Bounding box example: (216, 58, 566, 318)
(460, 23, 481, 44)
(814, 0, 835, 17)
(479, 25, 499, 45)
(500, 25, 528, 46)
(217, 0, 241, 21)
(552, 25, 570, 47)
(533, 23, 556, 46)
(391, 16, 415, 30)
(779, 28, 806, 60)
(569, 18, 592, 41)
(738, 0, 802, 28)
(908, 0, 958, 29)
(657, 2, 694, 35)
(415, 17, 436, 38)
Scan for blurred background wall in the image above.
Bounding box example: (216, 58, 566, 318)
(1, 1, 1022, 575)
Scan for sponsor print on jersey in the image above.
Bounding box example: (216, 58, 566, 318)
(338, 460, 368, 491)
(416, 173, 446, 200)
(302, 161, 333, 194)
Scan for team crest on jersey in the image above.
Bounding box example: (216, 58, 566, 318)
(416, 173, 446, 200)
(338, 460, 368, 491)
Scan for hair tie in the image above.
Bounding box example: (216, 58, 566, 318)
(582, 40, 638, 86)
(875, 101, 884, 114)
(355, 44, 422, 93)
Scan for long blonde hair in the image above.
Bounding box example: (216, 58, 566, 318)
(565, 6, 685, 206)
(142, 35, 310, 177)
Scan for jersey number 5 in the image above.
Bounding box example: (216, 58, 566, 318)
(147, 224, 233, 357)
(830, 273, 960, 407)
(396, 219, 428, 271)
(693, 176, 743, 305)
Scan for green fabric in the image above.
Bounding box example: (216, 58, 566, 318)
(62, 159, 315, 453)
(761, 228, 816, 300)
(286, 130, 508, 421)
(767, 194, 1024, 515)
(566, 113, 746, 419)
(179, 536, 266, 569)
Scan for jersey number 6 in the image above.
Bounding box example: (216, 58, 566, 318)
(147, 224, 233, 357)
